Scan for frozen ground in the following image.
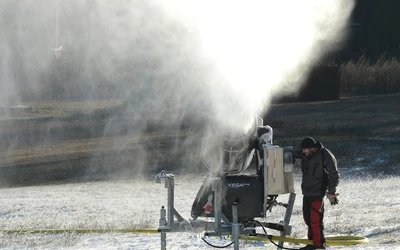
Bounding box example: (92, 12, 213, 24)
(0, 172, 399, 250)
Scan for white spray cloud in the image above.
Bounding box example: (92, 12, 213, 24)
(0, 0, 353, 129)
(156, 0, 355, 132)
(0, 0, 355, 179)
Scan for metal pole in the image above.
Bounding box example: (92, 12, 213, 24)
(160, 206, 167, 250)
(167, 176, 175, 229)
(212, 178, 222, 234)
(232, 202, 240, 250)
(263, 146, 269, 215)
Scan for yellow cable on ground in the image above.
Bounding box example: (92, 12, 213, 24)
(242, 235, 368, 246)
(1, 229, 368, 246)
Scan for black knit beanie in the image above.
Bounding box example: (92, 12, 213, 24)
(301, 137, 317, 149)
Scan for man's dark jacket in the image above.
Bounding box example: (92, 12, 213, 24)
(295, 142, 340, 196)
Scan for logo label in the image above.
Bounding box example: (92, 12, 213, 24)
(227, 183, 250, 188)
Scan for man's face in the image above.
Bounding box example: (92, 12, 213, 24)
(302, 148, 315, 156)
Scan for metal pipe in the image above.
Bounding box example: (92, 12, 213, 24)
(160, 206, 167, 250)
(167, 176, 175, 229)
(263, 146, 269, 215)
(232, 201, 240, 250)
(214, 178, 222, 233)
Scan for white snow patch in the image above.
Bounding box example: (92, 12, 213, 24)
(0, 174, 399, 249)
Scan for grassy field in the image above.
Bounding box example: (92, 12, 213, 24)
(0, 94, 399, 187)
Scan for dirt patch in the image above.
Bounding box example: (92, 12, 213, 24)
(0, 94, 399, 187)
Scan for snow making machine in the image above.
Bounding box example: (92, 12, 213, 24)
(155, 118, 296, 250)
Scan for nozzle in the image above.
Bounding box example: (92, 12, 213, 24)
(155, 170, 167, 183)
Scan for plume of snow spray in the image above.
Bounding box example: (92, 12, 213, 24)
(158, 0, 354, 131)
(155, 0, 355, 173)
(0, 0, 354, 180)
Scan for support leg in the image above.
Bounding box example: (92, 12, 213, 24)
(232, 202, 240, 250)
(160, 206, 167, 250)
(278, 193, 296, 249)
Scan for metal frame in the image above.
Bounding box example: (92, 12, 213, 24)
(155, 170, 296, 250)
(154, 119, 296, 249)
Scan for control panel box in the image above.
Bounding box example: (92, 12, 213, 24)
(266, 147, 295, 195)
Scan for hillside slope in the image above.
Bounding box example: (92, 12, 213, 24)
(0, 94, 399, 186)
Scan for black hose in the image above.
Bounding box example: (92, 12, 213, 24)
(201, 237, 234, 248)
(201, 220, 305, 249)
(267, 238, 301, 250)
(253, 220, 305, 250)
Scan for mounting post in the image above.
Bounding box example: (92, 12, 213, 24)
(277, 192, 296, 250)
(232, 201, 240, 250)
(160, 206, 167, 250)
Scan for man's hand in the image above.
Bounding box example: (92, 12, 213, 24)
(327, 193, 339, 205)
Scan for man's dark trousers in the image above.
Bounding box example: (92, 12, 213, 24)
(303, 195, 325, 248)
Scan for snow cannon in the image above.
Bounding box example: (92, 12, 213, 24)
(192, 118, 295, 223)
(155, 117, 297, 250)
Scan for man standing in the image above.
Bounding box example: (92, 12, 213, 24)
(296, 137, 340, 250)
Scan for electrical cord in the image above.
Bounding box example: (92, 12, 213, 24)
(253, 220, 306, 250)
(201, 237, 234, 248)
(267, 238, 301, 250)
(201, 215, 234, 248)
